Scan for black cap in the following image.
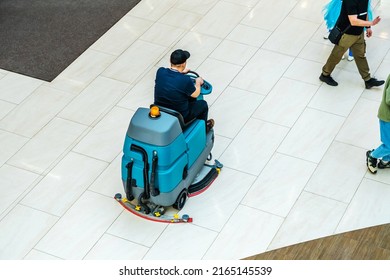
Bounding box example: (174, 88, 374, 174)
(170, 49, 190, 65)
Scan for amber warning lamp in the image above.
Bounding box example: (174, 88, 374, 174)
(149, 106, 161, 118)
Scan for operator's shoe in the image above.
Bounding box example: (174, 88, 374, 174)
(347, 55, 354, 61)
(365, 78, 385, 89)
(206, 119, 215, 133)
(366, 150, 378, 174)
(377, 160, 390, 169)
(319, 74, 338, 86)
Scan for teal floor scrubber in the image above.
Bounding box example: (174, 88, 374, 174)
(115, 72, 222, 223)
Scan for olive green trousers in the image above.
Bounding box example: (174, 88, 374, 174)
(322, 32, 371, 81)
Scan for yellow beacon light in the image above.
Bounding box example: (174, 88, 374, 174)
(150, 106, 160, 118)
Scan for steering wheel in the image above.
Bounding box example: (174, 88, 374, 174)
(185, 70, 212, 95)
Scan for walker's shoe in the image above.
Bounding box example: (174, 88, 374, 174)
(206, 119, 215, 133)
(365, 78, 385, 89)
(319, 74, 338, 86)
(366, 150, 378, 174)
(347, 55, 354, 61)
(377, 160, 390, 169)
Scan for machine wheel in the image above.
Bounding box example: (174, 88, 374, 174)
(173, 189, 188, 210)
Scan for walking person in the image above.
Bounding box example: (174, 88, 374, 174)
(322, 0, 361, 61)
(323, 0, 373, 61)
(366, 75, 390, 174)
(320, 0, 384, 89)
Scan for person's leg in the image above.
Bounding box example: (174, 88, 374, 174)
(348, 34, 383, 88)
(378, 155, 390, 168)
(368, 120, 390, 173)
(349, 33, 371, 81)
(187, 100, 215, 132)
(186, 100, 208, 123)
(371, 121, 390, 159)
(348, 48, 354, 61)
(322, 34, 352, 76)
(320, 34, 353, 86)
(322, 45, 347, 76)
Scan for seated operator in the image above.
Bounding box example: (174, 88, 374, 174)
(154, 49, 214, 132)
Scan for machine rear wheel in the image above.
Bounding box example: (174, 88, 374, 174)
(173, 189, 188, 210)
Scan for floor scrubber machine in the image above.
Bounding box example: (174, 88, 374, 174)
(115, 72, 222, 223)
